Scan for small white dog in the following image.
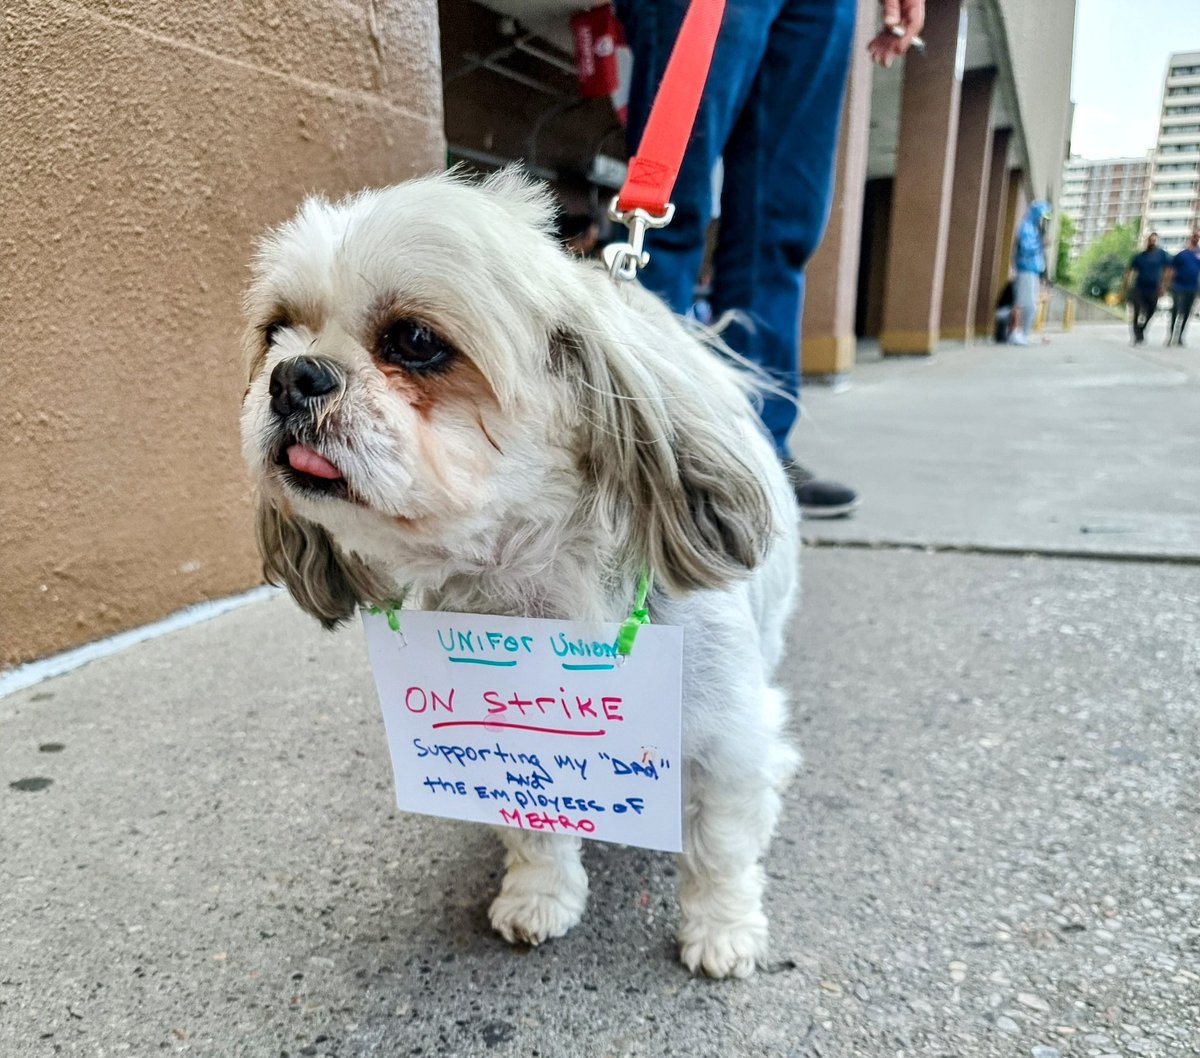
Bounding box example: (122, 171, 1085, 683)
(239, 169, 799, 978)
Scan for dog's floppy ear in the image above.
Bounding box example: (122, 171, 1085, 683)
(557, 295, 774, 594)
(255, 495, 392, 629)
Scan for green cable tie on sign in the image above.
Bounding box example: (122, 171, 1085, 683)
(616, 568, 652, 657)
(366, 601, 405, 635)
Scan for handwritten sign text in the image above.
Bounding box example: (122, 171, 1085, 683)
(361, 610, 684, 852)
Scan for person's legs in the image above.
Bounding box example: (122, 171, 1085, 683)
(711, 0, 857, 455)
(617, 0, 859, 516)
(615, 0, 777, 315)
(1012, 271, 1037, 343)
(1131, 289, 1152, 343)
(1174, 289, 1196, 344)
(1140, 288, 1159, 341)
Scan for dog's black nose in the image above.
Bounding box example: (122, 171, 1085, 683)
(269, 356, 340, 418)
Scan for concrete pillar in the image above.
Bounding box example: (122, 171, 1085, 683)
(879, 0, 967, 356)
(940, 67, 997, 341)
(973, 128, 1014, 334)
(1000, 171, 1027, 294)
(801, 0, 874, 377)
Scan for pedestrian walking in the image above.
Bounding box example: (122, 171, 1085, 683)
(1120, 232, 1170, 346)
(1164, 227, 1200, 347)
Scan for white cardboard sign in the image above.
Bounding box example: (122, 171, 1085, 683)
(361, 609, 684, 853)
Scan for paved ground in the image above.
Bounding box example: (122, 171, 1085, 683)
(3, 324, 1199, 1057)
(795, 324, 1200, 560)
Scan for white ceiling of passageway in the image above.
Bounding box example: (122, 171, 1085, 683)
(466, 0, 1023, 181)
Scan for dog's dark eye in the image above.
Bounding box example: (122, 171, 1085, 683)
(379, 319, 454, 372)
(263, 319, 289, 346)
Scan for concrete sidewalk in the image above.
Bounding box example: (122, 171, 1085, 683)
(3, 325, 1199, 1058)
(795, 323, 1200, 560)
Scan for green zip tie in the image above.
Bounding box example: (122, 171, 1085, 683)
(616, 569, 652, 657)
(366, 601, 405, 634)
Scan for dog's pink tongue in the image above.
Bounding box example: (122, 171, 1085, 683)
(287, 444, 342, 480)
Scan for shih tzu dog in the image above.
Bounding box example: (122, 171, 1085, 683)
(239, 169, 799, 979)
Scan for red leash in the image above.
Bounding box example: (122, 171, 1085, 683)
(604, 0, 726, 281)
(618, 0, 726, 214)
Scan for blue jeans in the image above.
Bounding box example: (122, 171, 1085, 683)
(615, 0, 856, 456)
(1169, 287, 1196, 343)
(1014, 270, 1040, 339)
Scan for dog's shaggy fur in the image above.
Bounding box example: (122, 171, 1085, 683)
(239, 169, 800, 978)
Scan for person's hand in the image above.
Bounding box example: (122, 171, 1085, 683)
(867, 0, 925, 68)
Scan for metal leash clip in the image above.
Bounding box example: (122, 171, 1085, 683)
(603, 198, 675, 282)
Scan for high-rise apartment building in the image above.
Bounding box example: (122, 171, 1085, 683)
(1145, 50, 1200, 246)
(1060, 155, 1151, 260)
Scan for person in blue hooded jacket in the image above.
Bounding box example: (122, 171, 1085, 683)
(1010, 200, 1050, 346)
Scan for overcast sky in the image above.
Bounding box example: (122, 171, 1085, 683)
(1070, 0, 1200, 160)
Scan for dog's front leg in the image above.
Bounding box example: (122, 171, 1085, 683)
(488, 829, 589, 946)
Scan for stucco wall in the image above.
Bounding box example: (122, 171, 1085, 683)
(2, 0, 445, 668)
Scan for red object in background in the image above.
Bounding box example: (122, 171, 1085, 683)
(571, 6, 621, 98)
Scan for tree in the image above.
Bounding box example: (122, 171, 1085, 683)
(1074, 221, 1139, 301)
(1054, 213, 1076, 288)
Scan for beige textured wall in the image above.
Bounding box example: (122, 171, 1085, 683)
(2, 0, 445, 668)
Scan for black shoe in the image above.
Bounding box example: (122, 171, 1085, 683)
(782, 460, 860, 519)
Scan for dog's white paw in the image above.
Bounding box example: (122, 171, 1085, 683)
(489, 863, 588, 947)
(678, 914, 768, 979)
